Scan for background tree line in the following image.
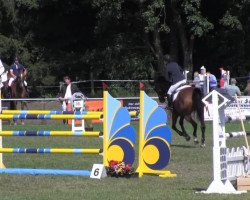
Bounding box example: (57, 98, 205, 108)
(0, 0, 250, 96)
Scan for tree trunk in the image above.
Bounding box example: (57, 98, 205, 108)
(153, 28, 164, 76)
(171, 5, 194, 79)
(169, 23, 179, 62)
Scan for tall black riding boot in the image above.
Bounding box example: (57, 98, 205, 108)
(166, 94, 172, 108)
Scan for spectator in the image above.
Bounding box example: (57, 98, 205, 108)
(224, 78, 241, 96)
(199, 66, 208, 95)
(244, 80, 250, 96)
(207, 71, 217, 91)
(58, 76, 81, 118)
(199, 66, 206, 86)
(193, 71, 201, 89)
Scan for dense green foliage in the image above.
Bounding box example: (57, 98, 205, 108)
(0, 0, 250, 88)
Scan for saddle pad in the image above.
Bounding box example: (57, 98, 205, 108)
(173, 85, 191, 101)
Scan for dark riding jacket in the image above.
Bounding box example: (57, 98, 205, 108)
(164, 62, 185, 84)
(58, 83, 81, 98)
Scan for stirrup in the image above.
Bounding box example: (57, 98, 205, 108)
(166, 106, 173, 111)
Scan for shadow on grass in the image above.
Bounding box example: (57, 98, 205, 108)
(171, 144, 197, 148)
(194, 187, 207, 192)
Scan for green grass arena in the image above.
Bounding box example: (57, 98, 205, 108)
(0, 121, 250, 200)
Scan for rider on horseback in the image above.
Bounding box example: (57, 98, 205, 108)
(164, 54, 187, 108)
(8, 57, 27, 90)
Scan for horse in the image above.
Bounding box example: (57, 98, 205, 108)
(154, 76, 206, 147)
(1, 69, 28, 125)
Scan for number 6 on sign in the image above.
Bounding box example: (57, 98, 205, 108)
(90, 164, 107, 179)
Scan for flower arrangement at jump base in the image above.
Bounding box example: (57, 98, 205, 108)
(106, 160, 134, 177)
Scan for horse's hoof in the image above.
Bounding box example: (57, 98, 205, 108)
(200, 143, 205, 148)
(185, 135, 191, 141)
(194, 139, 199, 145)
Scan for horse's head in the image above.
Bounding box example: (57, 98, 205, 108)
(16, 69, 27, 89)
(153, 76, 171, 103)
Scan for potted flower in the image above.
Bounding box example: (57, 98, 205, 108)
(106, 160, 134, 178)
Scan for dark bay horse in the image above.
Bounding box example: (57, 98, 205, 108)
(9, 69, 28, 124)
(154, 76, 206, 147)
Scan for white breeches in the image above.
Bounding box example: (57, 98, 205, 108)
(167, 79, 187, 95)
(0, 66, 4, 75)
(62, 101, 67, 111)
(8, 77, 27, 87)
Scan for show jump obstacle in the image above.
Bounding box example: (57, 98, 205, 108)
(0, 89, 136, 176)
(202, 90, 250, 194)
(0, 84, 176, 178)
(137, 85, 175, 177)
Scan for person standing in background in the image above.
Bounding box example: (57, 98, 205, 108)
(207, 71, 217, 91)
(193, 71, 201, 89)
(58, 76, 81, 123)
(224, 78, 241, 96)
(244, 80, 250, 96)
(58, 76, 81, 111)
(199, 66, 207, 95)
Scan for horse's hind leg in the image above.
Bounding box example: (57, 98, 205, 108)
(179, 116, 191, 141)
(196, 103, 206, 147)
(185, 115, 198, 145)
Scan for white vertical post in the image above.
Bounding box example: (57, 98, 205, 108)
(203, 91, 244, 194)
(0, 80, 4, 168)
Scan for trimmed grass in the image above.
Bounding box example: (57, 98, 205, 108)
(0, 122, 250, 200)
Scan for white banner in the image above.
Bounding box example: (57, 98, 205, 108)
(204, 96, 250, 121)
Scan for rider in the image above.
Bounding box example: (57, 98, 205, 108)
(0, 58, 5, 88)
(8, 57, 27, 88)
(164, 54, 186, 107)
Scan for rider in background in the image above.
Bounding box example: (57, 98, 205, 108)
(0, 58, 5, 88)
(8, 57, 27, 88)
(164, 54, 186, 107)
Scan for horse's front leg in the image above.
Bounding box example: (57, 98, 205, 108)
(171, 112, 184, 137)
(10, 100, 18, 125)
(179, 116, 191, 141)
(185, 115, 198, 145)
(20, 101, 27, 125)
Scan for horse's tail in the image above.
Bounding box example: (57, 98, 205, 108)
(192, 88, 205, 122)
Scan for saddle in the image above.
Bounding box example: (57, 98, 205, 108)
(172, 84, 191, 101)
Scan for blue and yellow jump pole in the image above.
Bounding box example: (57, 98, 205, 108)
(1, 110, 137, 117)
(0, 130, 102, 137)
(0, 148, 102, 154)
(0, 85, 136, 176)
(0, 114, 102, 120)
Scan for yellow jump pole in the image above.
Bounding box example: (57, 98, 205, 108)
(0, 131, 102, 137)
(0, 148, 102, 154)
(1, 110, 136, 116)
(0, 114, 102, 120)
